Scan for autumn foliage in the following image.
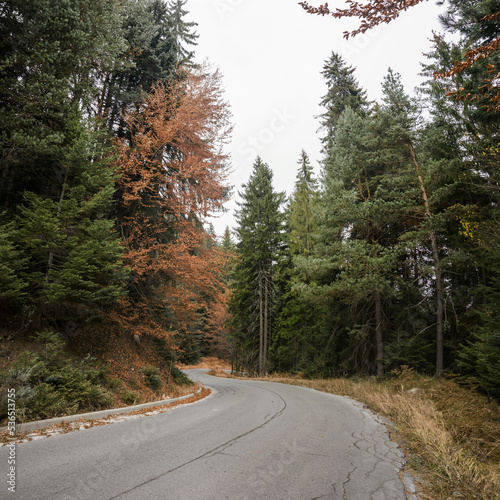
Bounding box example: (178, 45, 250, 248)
(111, 66, 232, 345)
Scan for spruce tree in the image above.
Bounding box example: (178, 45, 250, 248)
(271, 151, 322, 375)
(0, 221, 28, 307)
(230, 158, 285, 375)
(321, 107, 403, 377)
(14, 114, 127, 319)
(288, 150, 318, 257)
(319, 52, 369, 148)
(0, 0, 127, 207)
(222, 226, 235, 253)
(167, 0, 199, 65)
(100, 0, 199, 136)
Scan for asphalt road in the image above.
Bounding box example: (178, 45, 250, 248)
(1, 370, 409, 499)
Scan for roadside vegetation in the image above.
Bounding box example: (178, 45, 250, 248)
(210, 367, 500, 500)
(0, 325, 196, 427)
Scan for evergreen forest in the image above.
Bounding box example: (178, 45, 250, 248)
(0, 0, 499, 407)
(229, 0, 500, 399)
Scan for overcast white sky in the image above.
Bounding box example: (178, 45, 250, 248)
(185, 0, 449, 236)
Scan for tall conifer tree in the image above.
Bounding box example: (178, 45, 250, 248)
(230, 158, 285, 375)
(271, 151, 322, 375)
(13, 113, 127, 321)
(419, 0, 500, 383)
(319, 52, 368, 149)
(0, 0, 126, 207)
(289, 150, 318, 257)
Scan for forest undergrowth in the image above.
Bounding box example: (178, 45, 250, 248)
(0, 319, 196, 426)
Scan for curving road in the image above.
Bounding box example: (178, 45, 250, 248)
(2, 370, 410, 499)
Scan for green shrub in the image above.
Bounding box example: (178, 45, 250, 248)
(108, 377, 123, 391)
(0, 330, 112, 423)
(170, 365, 194, 386)
(121, 390, 140, 405)
(141, 366, 163, 390)
(128, 377, 139, 389)
(77, 356, 110, 384)
(85, 385, 112, 408)
(29, 383, 77, 420)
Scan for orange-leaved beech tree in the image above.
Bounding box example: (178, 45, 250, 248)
(203, 287, 233, 358)
(111, 65, 232, 347)
(203, 236, 236, 359)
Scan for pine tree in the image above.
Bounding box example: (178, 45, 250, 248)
(0, 0, 127, 207)
(319, 52, 369, 148)
(419, 0, 500, 384)
(271, 151, 322, 375)
(230, 158, 285, 375)
(14, 113, 127, 319)
(378, 69, 448, 377)
(311, 78, 432, 377)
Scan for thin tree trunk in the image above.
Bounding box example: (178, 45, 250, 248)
(0, 162, 12, 207)
(97, 72, 112, 119)
(375, 289, 384, 378)
(45, 165, 69, 284)
(263, 276, 268, 375)
(431, 232, 444, 377)
(368, 222, 384, 378)
(408, 142, 444, 377)
(258, 270, 264, 376)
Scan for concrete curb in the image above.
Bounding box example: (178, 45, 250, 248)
(1, 386, 203, 435)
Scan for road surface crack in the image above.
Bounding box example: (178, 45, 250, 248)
(342, 461, 357, 499)
(106, 387, 287, 500)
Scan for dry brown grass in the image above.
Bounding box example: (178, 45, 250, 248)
(180, 356, 231, 371)
(234, 367, 500, 500)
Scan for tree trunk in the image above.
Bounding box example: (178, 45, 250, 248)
(431, 231, 444, 378)
(263, 277, 268, 375)
(258, 270, 264, 376)
(97, 72, 112, 120)
(375, 289, 384, 378)
(408, 141, 445, 377)
(45, 165, 69, 285)
(0, 162, 13, 208)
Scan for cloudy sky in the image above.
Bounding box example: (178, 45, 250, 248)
(185, 0, 449, 236)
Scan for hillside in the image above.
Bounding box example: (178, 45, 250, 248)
(0, 313, 209, 426)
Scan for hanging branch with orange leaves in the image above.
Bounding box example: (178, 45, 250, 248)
(111, 64, 232, 343)
(299, 0, 427, 38)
